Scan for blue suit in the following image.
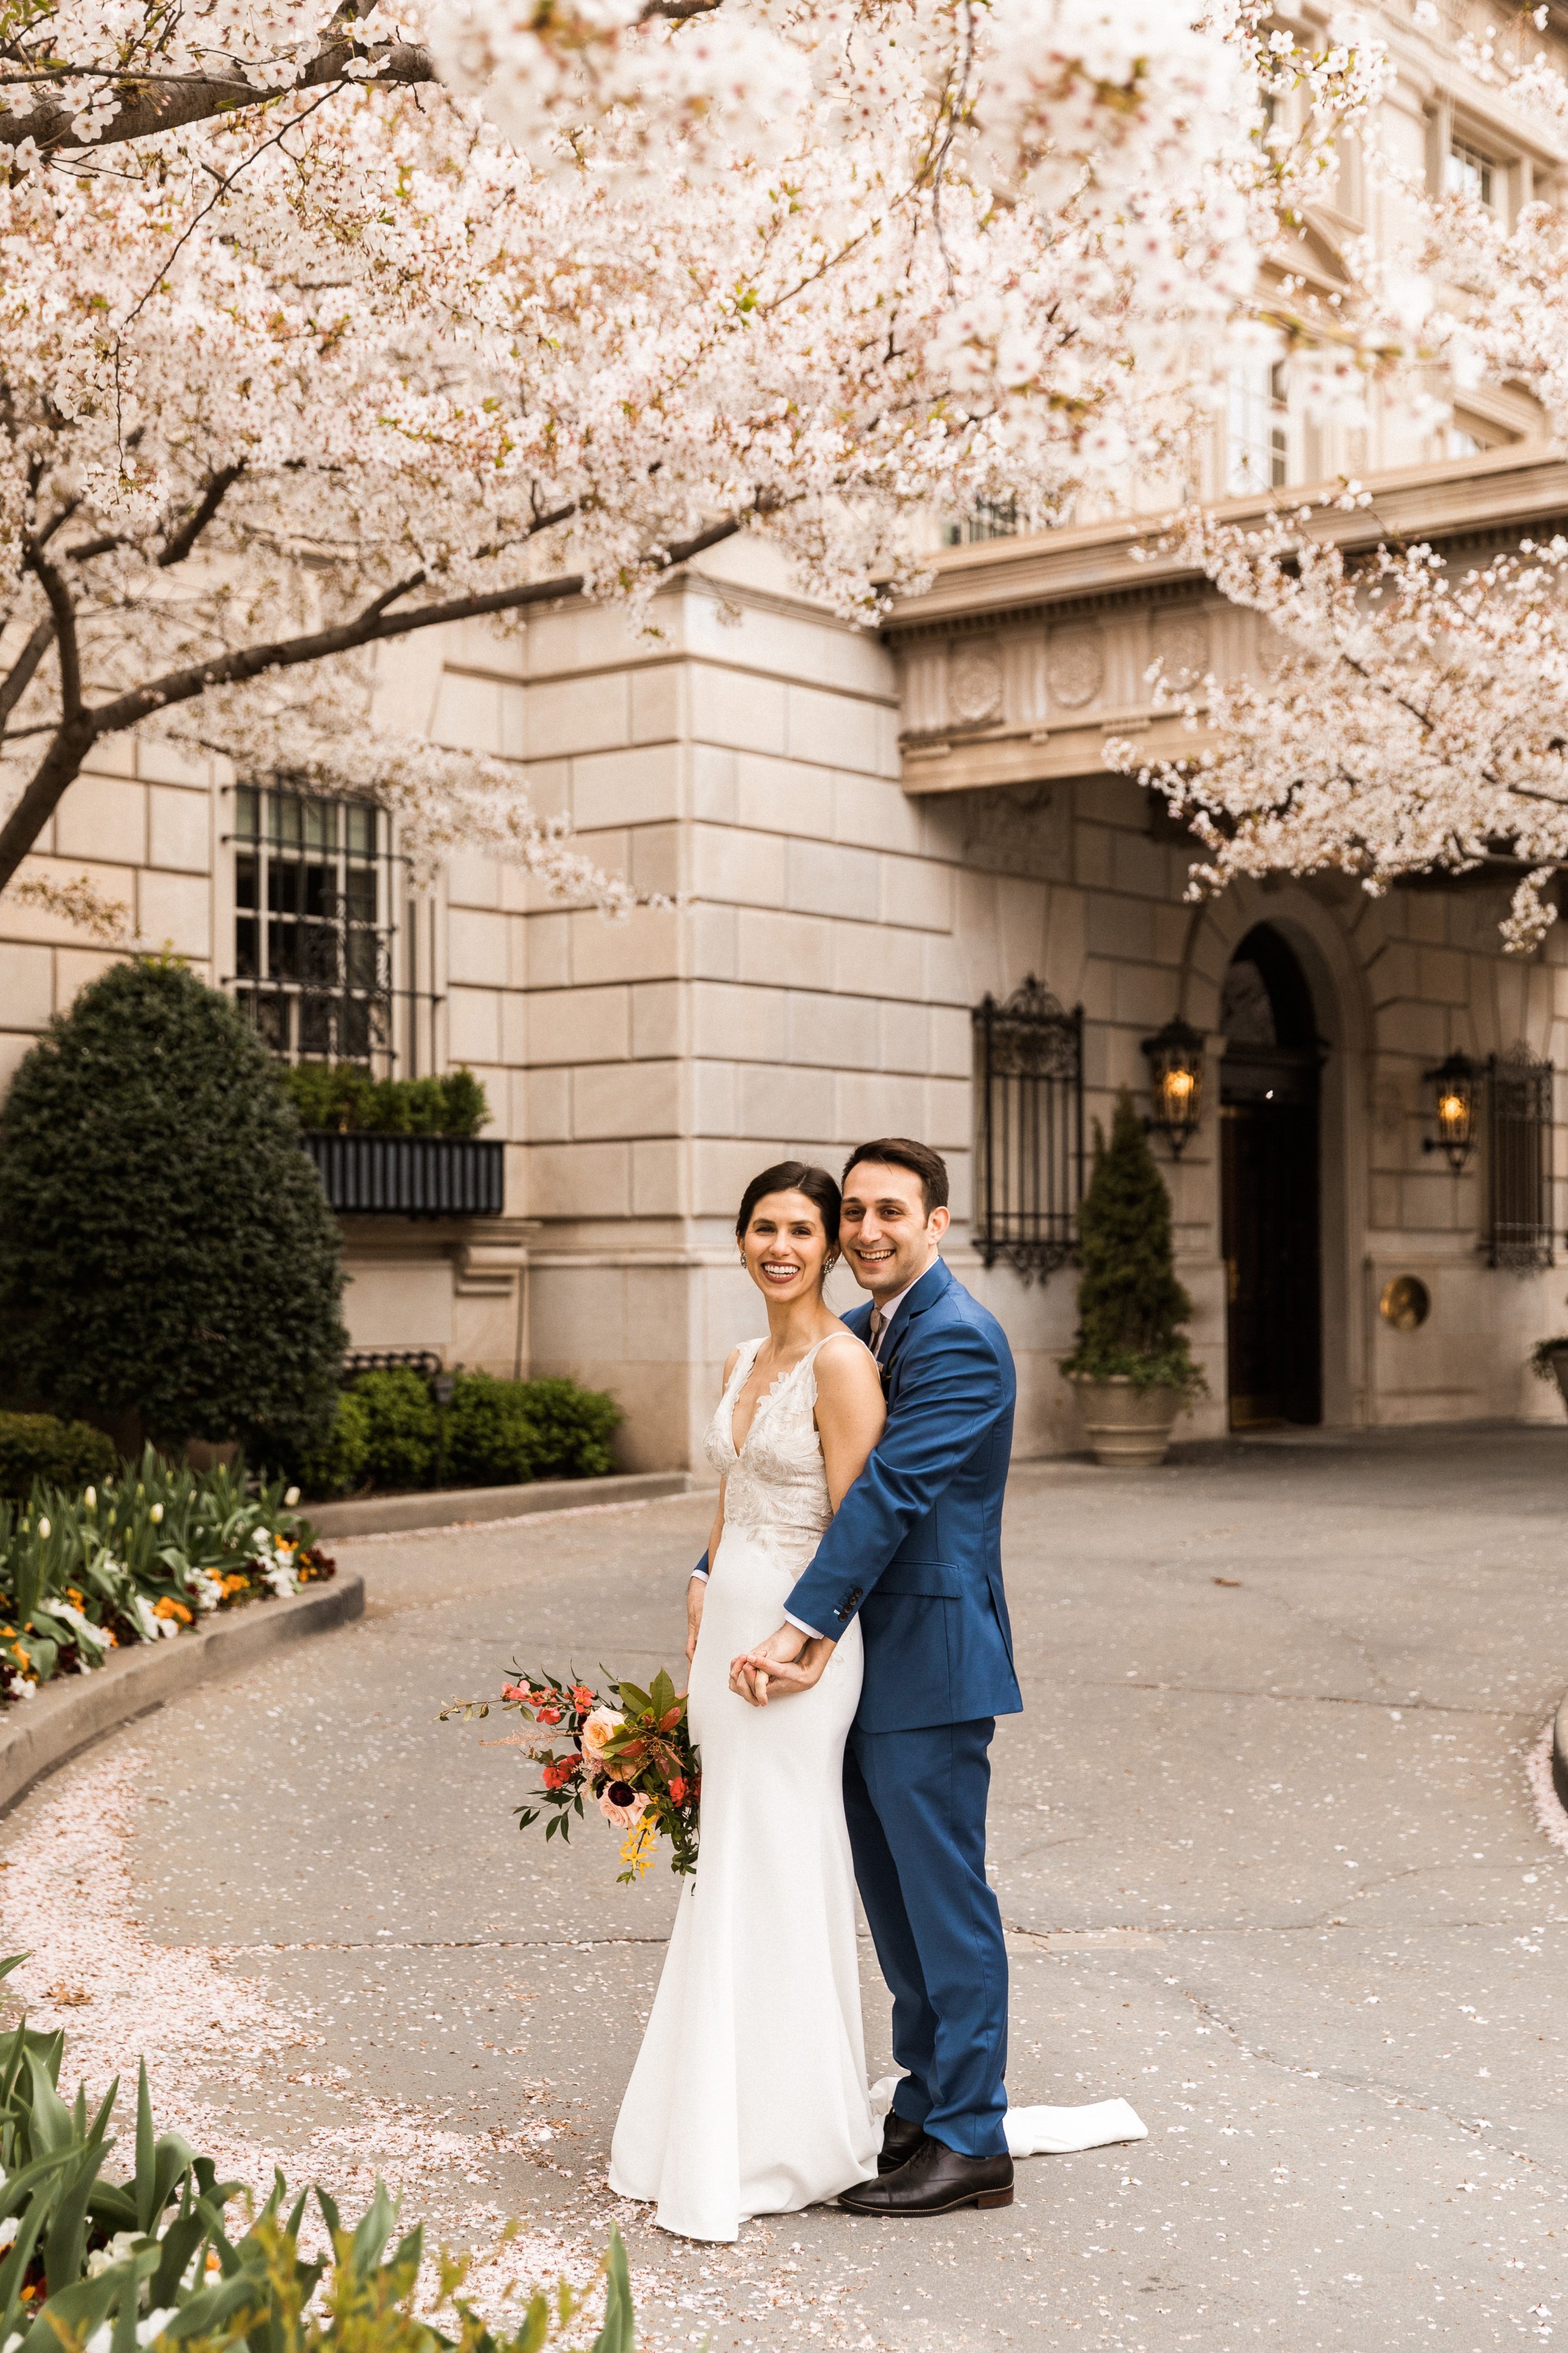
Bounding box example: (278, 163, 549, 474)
(789, 1257, 1021, 2159)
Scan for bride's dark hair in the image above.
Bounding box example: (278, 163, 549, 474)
(735, 1161, 842, 1258)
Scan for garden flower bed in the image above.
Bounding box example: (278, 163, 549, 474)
(0, 1948, 632, 2353)
(0, 1448, 332, 1704)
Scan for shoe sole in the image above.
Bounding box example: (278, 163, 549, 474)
(840, 2185, 1014, 2216)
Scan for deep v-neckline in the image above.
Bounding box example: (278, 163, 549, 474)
(728, 1338, 825, 1458)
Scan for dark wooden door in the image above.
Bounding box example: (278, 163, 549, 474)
(1221, 1084, 1322, 1428)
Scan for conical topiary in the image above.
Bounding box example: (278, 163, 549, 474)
(1060, 1086, 1205, 1395)
(0, 956, 345, 1458)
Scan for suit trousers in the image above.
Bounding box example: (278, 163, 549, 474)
(843, 1717, 1009, 2158)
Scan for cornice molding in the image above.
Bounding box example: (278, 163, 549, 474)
(883, 446, 1568, 640)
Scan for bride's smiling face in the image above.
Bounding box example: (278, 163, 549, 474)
(740, 1190, 833, 1304)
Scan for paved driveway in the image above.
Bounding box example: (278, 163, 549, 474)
(14, 1427, 1568, 2349)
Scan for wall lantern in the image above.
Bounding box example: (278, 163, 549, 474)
(1422, 1051, 1478, 1174)
(1142, 1016, 1207, 1158)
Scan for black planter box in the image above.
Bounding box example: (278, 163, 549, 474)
(301, 1131, 504, 1218)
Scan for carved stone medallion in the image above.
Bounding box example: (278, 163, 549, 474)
(1150, 612, 1209, 691)
(948, 644, 1004, 726)
(1046, 628, 1104, 711)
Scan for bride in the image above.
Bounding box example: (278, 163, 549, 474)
(608, 1158, 886, 2242)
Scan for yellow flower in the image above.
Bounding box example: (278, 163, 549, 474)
(619, 1818, 660, 1878)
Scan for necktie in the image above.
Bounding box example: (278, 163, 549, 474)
(870, 1306, 885, 1358)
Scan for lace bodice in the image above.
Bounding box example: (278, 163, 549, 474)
(704, 1335, 843, 1544)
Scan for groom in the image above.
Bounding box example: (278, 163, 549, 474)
(728, 1137, 1022, 2217)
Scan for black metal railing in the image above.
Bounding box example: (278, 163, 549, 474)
(1486, 1048, 1555, 1270)
(972, 977, 1085, 1283)
(301, 1132, 504, 1219)
(341, 1349, 445, 1384)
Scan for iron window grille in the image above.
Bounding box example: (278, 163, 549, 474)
(972, 977, 1085, 1283)
(1485, 1046, 1555, 1271)
(229, 782, 443, 1075)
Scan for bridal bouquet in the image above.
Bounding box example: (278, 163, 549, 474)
(443, 1665, 699, 1883)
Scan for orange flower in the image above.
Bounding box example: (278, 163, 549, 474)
(153, 1598, 192, 1625)
(667, 1777, 688, 1805)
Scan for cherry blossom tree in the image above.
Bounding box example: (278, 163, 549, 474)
(0, 0, 1366, 915)
(1107, 501, 1568, 957)
(1112, 17, 1568, 953)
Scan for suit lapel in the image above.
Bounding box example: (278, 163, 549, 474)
(878, 1258, 952, 1388)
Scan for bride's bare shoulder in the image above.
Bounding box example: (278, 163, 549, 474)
(813, 1328, 883, 1401)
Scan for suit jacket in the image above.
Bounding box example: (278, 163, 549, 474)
(783, 1258, 1023, 1735)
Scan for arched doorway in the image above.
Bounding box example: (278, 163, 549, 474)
(1220, 925, 1323, 1428)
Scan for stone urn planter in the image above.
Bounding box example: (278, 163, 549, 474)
(1072, 1374, 1183, 1468)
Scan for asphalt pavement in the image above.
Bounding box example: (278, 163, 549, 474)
(19, 1424, 1568, 2351)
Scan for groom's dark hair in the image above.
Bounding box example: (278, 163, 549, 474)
(841, 1138, 949, 1217)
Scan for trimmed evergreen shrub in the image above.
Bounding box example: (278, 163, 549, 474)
(445, 1371, 537, 1488)
(0, 959, 345, 1457)
(0, 1411, 117, 1500)
(293, 1387, 372, 1497)
(353, 1367, 441, 1489)
(1059, 1087, 1206, 1397)
(293, 1370, 623, 1496)
(519, 1376, 622, 1478)
(281, 1062, 491, 1136)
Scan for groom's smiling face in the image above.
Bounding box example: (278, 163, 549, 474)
(839, 1161, 950, 1301)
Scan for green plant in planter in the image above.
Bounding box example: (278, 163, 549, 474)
(280, 1065, 490, 1138)
(1059, 1088, 1206, 1398)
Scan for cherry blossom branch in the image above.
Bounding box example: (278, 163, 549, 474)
(0, 515, 743, 892)
(0, 618, 55, 729)
(0, 38, 434, 155)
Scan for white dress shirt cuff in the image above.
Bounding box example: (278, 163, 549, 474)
(690, 1567, 709, 1582)
(784, 1609, 825, 1640)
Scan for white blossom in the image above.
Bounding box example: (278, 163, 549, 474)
(0, 3, 1376, 906)
(1109, 506, 1568, 954)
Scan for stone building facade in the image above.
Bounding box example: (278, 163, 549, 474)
(5, 9, 1568, 1468)
(6, 449, 1568, 1470)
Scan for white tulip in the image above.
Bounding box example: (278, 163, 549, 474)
(284, 1487, 301, 1508)
(149, 1503, 164, 1525)
(36, 1518, 49, 1541)
(84, 1487, 96, 1509)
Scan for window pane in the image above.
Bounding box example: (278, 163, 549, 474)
(304, 799, 338, 852)
(237, 784, 395, 1074)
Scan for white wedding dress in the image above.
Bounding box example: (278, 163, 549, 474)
(608, 1334, 880, 2242)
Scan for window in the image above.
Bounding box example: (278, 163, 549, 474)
(1445, 137, 1497, 211)
(972, 978, 1085, 1284)
(1486, 1046, 1554, 1270)
(944, 499, 1021, 548)
(233, 783, 395, 1065)
(1225, 362, 1289, 497)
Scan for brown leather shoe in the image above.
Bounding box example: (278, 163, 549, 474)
(840, 2136, 1013, 2216)
(877, 2112, 928, 2174)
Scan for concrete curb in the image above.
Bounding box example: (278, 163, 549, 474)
(1553, 1691, 1568, 1815)
(306, 1471, 698, 1539)
(0, 1572, 365, 1819)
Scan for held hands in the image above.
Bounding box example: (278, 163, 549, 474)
(728, 1624, 834, 1706)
